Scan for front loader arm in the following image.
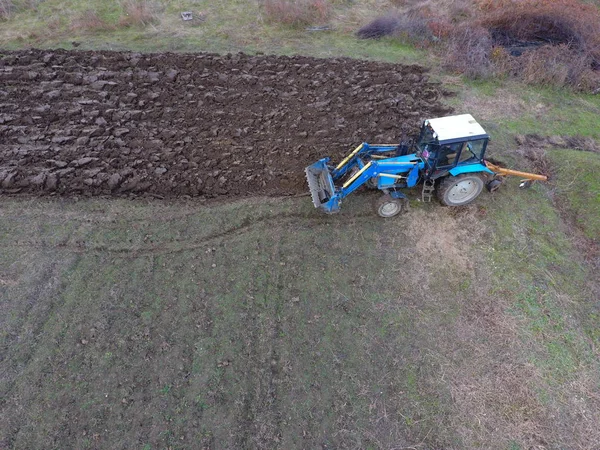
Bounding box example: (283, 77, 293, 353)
(331, 143, 400, 180)
(305, 155, 420, 214)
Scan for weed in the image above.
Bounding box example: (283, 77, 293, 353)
(546, 149, 600, 240)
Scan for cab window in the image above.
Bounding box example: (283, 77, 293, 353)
(458, 139, 487, 163)
(435, 142, 463, 168)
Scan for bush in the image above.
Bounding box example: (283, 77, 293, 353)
(263, 0, 331, 27)
(478, 0, 600, 72)
(444, 24, 493, 79)
(356, 15, 400, 39)
(441, 0, 600, 90)
(357, 9, 451, 46)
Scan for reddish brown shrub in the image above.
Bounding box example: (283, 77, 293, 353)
(478, 0, 600, 68)
(263, 0, 331, 27)
(441, 0, 600, 90)
(427, 19, 452, 40)
(444, 24, 493, 78)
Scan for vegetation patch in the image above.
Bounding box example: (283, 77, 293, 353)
(118, 0, 160, 28)
(263, 0, 332, 27)
(70, 9, 115, 33)
(356, 0, 600, 90)
(478, 0, 600, 90)
(546, 148, 600, 241)
(0, 0, 41, 20)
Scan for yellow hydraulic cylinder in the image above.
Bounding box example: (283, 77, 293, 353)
(335, 144, 364, 170)
(343, 162, 372, 188)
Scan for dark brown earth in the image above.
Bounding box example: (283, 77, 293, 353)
(0, 49, 452, 199)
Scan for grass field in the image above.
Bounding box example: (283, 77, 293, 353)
(0, 0, 425, 64)
(1, 170, 598, 448)
(1, 0, 600, 448)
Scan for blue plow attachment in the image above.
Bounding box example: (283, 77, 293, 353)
(304, 158, 341, 213)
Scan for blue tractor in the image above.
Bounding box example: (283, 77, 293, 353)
(305, 114, 547, 217)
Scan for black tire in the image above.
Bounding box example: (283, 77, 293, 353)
(486, 179, 502, 193)
(375, 194, 404, 218)
(349, 168, 378, 190)
(437, 174, 484, 206)
(365, 177, 379, 189)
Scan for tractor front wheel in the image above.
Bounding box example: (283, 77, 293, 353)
(375, 194, 404, 218)
(366, 177, 379, 189)
(437, 174, 484, 206)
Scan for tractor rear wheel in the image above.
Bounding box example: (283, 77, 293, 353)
(375, 194, 404, 218)
(437, 174, 484, 206)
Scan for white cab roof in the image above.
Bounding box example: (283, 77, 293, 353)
(426, 114, 487, 143)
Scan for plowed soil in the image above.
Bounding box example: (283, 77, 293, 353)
(0, 49, 451, 199)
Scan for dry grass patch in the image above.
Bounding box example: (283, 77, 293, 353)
(70, 10, 115, 32)
(374, 0, 600, 89)
(263, 0, 332, 27)
(0, 0, 40, 20)
(118, 0, 160, 27)
(444, 24, 493, 78)
(0, 0, 13, 19)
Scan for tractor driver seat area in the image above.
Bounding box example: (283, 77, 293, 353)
(437, 145, 458, 167)
(436, 142, 468, 168)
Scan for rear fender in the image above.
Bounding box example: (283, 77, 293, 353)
(449, 163, 494, 176)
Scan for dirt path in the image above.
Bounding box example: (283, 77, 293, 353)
(0, 49, 451, 199)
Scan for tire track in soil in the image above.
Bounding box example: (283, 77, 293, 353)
(259, 229, 285, 447)
(0, 49, 452, 200)
(235, 230, 286, 449)
(2, 209, 377, 257)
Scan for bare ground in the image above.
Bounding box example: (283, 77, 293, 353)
(0, 49, 451, 199)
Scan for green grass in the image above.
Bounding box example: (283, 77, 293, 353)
(0, 197, 465, 448)
(481, 170, 598, 429)
(0, 0, 426, 64)
(461, 80, 600, 138)
(2, 189, 598, 448)
(546, 149, 600, 240)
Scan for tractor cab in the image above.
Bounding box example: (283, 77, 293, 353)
(416, 114, 489, 179)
